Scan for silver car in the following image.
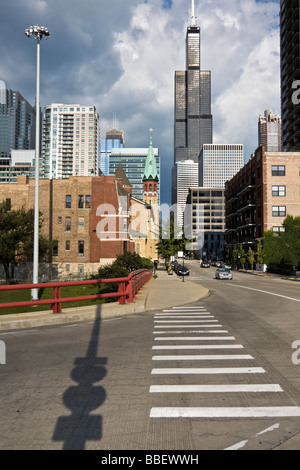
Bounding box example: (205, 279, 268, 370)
(215, 268, 233, 280)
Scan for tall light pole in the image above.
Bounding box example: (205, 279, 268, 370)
(25, 25, 50, 300)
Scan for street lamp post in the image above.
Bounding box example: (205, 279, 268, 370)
(25, 25, 50, 300)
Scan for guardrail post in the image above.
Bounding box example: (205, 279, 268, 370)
(52, 286, 61, 313)
(127, 273, 133, 303)
(117, 281, 126, 305)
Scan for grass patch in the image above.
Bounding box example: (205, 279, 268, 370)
(0, 283, 118, 315)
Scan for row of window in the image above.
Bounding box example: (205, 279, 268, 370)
(271, 165, 300, 176)
(65, 194, 91, 209)
(58, 216, 85, 231)
(53, 240, 84, 256)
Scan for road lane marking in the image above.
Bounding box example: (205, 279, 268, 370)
(154, 336, 236, 341)
(151, 367, 265, 375)
(155, 315, 214, 318)
(153, 330, 228, 334)
(150, 407, 300, 418)
(150, 384, 283, 393)
(154, 324, 222, 328)
(152, 345, 244, 350)
(224, 423, 280, 450)
(152, 354, 254, 361)
(154, 320, 219, 323)
(229, 284, 300, 303)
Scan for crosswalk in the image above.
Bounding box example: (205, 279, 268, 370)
(149, 305, 300, 419)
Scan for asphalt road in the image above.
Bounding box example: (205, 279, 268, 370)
(1, 261, 300, 451)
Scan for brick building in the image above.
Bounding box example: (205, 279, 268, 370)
(0, 174, 135, 279)
(225, 145, 300, 253)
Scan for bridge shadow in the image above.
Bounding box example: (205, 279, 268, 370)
(52, 304, 107, 450)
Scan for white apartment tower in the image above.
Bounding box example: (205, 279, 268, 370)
(172, 160, 199, 233)
(199, 144, 244, 188)
(42, 104, 99, 179)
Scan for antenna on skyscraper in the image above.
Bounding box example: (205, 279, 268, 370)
(190, 0, 198, 26)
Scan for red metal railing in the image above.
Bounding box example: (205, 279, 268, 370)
(0, 269, 152, 314)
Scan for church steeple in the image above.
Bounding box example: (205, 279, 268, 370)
(143, 128, 158, 204)
(143, 128, 158, 182)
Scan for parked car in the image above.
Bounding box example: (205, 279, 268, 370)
(215, 268, 233, 280)
(177, 266, 190, 276)
(201, 261, 210, 268)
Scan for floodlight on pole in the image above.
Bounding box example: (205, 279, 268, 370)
(25, 25, 50, 301)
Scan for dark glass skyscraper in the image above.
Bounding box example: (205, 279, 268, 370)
(174, 3, 213, 165)
(280, 0, 300, 150)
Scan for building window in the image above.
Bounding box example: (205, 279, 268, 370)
(273, 226, 286, 236)
(78, 240, 84, 256)
(78, 218, 84, 229)
(53, 242, 58, 257)
(57, 216, 62, 224)
(85, 195, 91, 208)
(66, 195, 71, 209)
(65, 217, 71, 232)
(272, 165, 285, 176)
(78, 195, 84, 208)
(66, 240, 70, 250)
(66, 264, 70, 272)
(272, 206, 286, 217)
(272, 185, 286, 197)
(5, 198, 11, 211)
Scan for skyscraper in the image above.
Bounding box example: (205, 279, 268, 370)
(99, 120, 124, 175)
(42, 104, 99, 179)
(0, 80, 36, 161)
(258, 110, 282, 152)
(174, 0, 213, 165)
(172, 160, 199, 231)
(280, 0, 300, 151)
(199, 144, 244, 188)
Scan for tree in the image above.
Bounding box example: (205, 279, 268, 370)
(0, 201, 53, 282)
(247, 247, 255, 270)
(156, 212, 189, 260)
(256, 239, 265, 266)
(96, 252, 153, 280)
(263, 216, 300, 274)
(238, 246, 246, 269)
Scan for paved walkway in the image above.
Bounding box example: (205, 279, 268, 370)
(0, 268, 209, 331)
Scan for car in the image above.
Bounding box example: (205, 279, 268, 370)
(177, 266, 190, 276)
(215, 268, 233, 280)
(201, 261, 210, 268)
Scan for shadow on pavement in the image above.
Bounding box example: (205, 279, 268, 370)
(52, 304, 107, 450)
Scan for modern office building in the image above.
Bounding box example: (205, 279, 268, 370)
(258, 109, 282, 152)
(174, 2, 213, 165)
(100, 126, 124, 175)
(172, 160, 199, 232)
(225, 145, 300, 252)
(186, 187, 225, 259)
(109, 142, 160, 203)
(199, 144, 244, 188)
(42, 104, 100, 179)
(280, 0, 300, 151)
(0, 80, 36, 181)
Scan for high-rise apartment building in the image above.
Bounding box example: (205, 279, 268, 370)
(172, 160, 199, 232)
(42, 104, 99, 179)
(174, 1, 213, 165)
(100, 125, 124, 175)
(199, 144, 244, 188)
(280, 0, 300, 151)
(0, 80, 36, 180)
(258, 109, 282, 152)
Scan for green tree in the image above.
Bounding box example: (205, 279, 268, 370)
(156, 212, 189, 260)
(238, 246, 246, 269)
(256, 239, 265, 265)
(97, 252, 153, 279)
(0, 201, 53, 281)
(247, 247, 255, 270)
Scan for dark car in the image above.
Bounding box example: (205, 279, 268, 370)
(201, 261, 210, 268)
(177, 266, 190, 276)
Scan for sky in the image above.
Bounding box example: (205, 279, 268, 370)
(0, 0, 281, 204)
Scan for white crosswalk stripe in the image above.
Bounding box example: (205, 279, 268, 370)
(149, 305, 300, 421)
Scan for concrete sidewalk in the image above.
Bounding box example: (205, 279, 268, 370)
(0, 269, 209, 331)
